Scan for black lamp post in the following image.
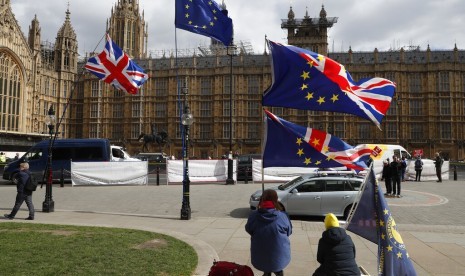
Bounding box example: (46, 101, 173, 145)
(42, 105, 56, 212)
(180, 85, 194, 220)
(226, 43, 237, 185)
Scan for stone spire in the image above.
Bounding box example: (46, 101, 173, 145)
(108, 0, 147, 58)
(55, 5, 78, 72)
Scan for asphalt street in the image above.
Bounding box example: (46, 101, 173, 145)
(1, 173, 464, 225)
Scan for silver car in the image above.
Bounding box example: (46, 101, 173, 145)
(249, 172, 364, 218)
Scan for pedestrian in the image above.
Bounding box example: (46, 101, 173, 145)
(434, 152, 443, 183)
(390, 156, 402, 198)
(381, 159, 392, 196)
(245, 189, 292, 276)
(365, 156, 373, 167)
(0, 152, 6, 163)
(401, 156, 407, 181)
(313, 213, 360, 276)
(14, 153, 20, 160)
(4, 162, 35, 220)
(414, 156, 423, 182)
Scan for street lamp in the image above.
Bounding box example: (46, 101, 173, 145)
(180, 85, 194, 220)
(43, 105, 56, 212)
(226, 43, 237, 185)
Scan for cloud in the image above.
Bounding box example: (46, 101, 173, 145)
(9, 0, 465, 57)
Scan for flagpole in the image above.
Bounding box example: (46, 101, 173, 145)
(41, 33, 106, 213)
(344, 164, 372, 227)
(261, 108, 267, 192)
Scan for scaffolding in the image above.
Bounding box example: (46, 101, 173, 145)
(147, 40, 255, 58)
(40, 40, 55, 68)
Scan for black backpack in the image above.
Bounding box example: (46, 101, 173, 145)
(24, 173, 38, 192)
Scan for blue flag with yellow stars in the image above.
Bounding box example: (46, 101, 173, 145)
(347, 168, 417, 275)
(175, 0, 233, 46)
(263, 110, 371, 171)
(262, 40, 396, 128)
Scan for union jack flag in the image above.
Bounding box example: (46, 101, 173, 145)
(263, 110, 372, 171)
(85, 34, 148, 94)
(263, 40, 396, 128)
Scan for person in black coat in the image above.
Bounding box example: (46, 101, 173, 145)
(390, 156, 402, 198)
(4, 162, 35, 220)
(381, 159, 392, 196)
(313, 213, 360, 276)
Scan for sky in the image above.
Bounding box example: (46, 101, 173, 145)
(9, 0, 465, 58)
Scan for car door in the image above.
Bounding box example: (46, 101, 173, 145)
(320, 179, 356, 216)
(285, 179, 324, 215)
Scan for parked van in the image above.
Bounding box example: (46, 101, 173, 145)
(360, 144, 411, 178)
(111, 145, 139, 161)
(237, 154, 261, 181)
(133, 152, 168, 163)
(2, 138, 112, 183)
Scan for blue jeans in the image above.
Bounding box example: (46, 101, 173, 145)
(9, 193, 34, 218)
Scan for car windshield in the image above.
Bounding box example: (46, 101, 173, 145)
(238, 156, 250, 162)
(278, 176, 304, 190)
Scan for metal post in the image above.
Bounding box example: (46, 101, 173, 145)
(42, 105, 55, 212)
(226, 43, 236, 185)
(397, 96, 402, 145)
(156, 165, 160, 186)
(454, 165, 457, 181)
(60, 168, 64, 187)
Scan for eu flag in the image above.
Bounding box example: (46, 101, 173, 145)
(175, 0, 233, 46)
(262, 40, 396, 128)
(347, 169, 417, 275)
(263, 110, 371, 171)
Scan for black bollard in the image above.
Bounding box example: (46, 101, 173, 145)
(60, 168, 64, 187)
(454, 165, 457, 181)
(156, 165, 160, 186)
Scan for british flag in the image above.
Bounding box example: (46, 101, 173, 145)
(263, 110, 372, 171)
(263, 41, 396, 128)
(85, 34, 148, 94)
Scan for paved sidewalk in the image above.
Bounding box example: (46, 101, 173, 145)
(1, 180, 465, 275)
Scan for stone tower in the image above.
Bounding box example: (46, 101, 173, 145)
(54, 7, 78, 73)
(281, 5, 338, 55)
(28, 15, 41, 53)
(107, 0, 147, 58)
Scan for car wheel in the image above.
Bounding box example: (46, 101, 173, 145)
(343, 205, 353, 220)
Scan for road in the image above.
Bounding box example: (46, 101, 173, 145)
(1, 173, 465, 226)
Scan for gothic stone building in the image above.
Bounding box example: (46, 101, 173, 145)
(2, 1, 465, 160)
(0, 0, 77, 150)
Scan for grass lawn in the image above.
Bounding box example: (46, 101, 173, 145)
(0, 222, 197, 275)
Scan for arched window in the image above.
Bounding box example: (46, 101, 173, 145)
(0, 52, 22, 132)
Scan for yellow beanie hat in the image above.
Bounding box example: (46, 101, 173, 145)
(324, 213, 339, 229)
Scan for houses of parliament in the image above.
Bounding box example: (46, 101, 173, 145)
(1, 0, 465, 161)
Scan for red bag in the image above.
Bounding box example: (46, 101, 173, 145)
(208, 260, 254, 276)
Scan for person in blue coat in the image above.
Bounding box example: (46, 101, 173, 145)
(313, 213, 360, 276)
(245, 189, 292, 276)
(4, 162, 35, 220)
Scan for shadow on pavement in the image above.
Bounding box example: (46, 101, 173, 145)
(230, 208, 250, 218)
(290, 215, 325, 222)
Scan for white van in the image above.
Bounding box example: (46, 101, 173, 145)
(358, 144, 411, 178)
(111, 146, 139, 161)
